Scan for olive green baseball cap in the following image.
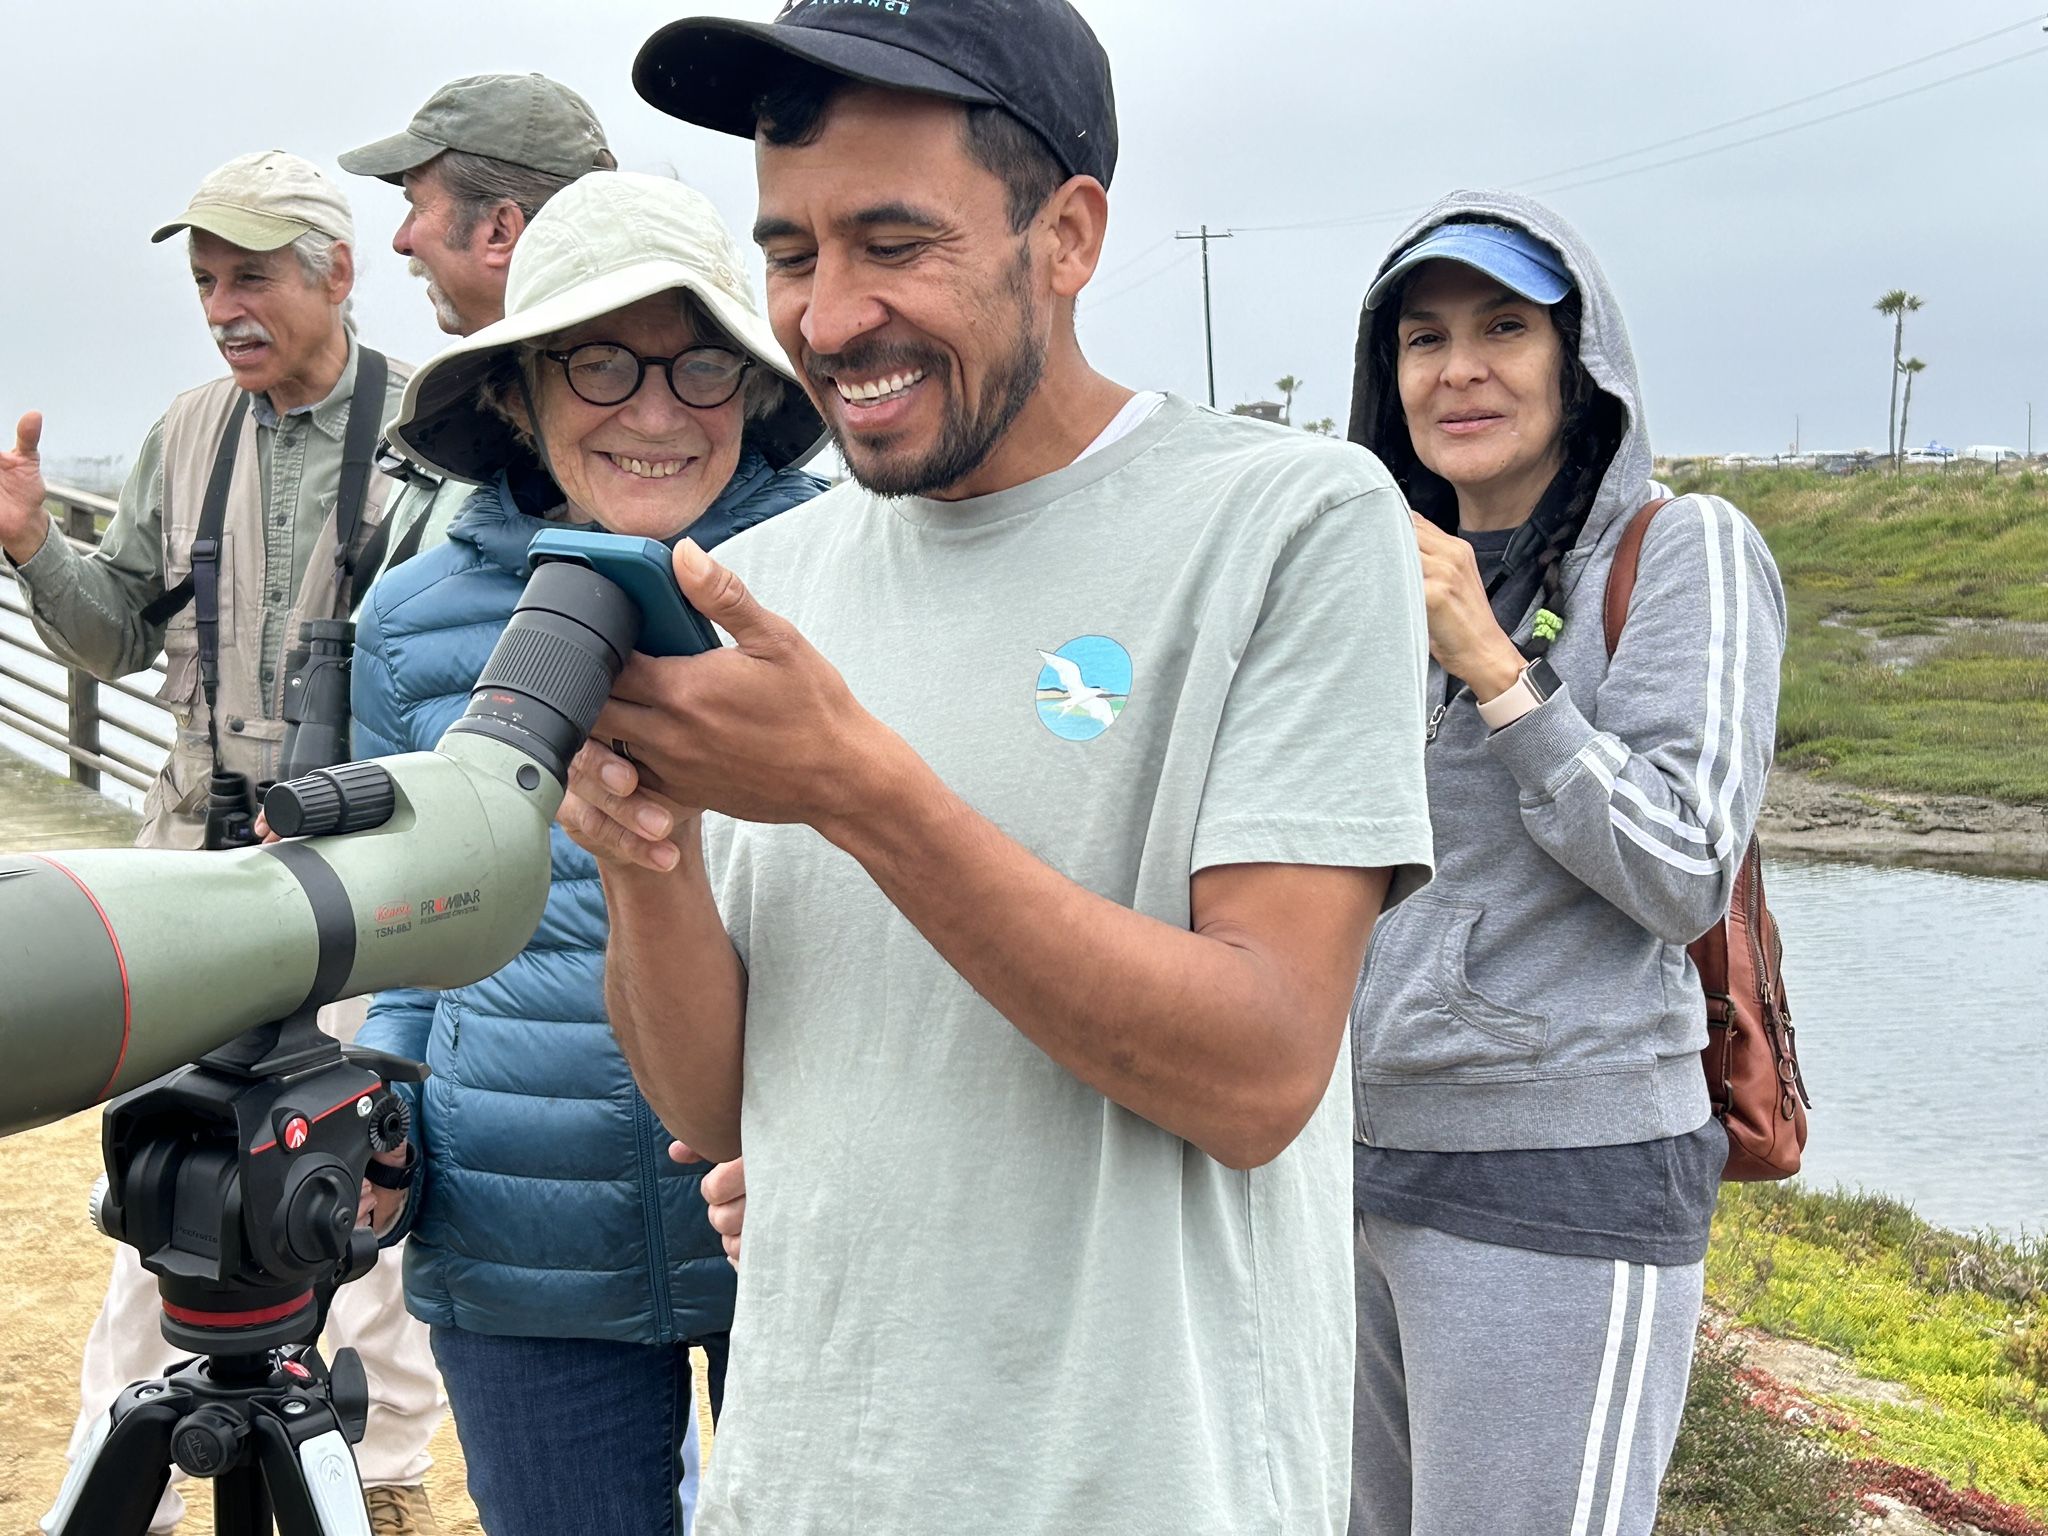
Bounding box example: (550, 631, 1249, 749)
(150, 150, 355, 251)
(338, 73, 611, 185)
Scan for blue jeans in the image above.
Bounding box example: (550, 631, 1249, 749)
(430, 1326, 729, 1536)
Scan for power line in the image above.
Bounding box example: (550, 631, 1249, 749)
(1091, 233, 1175, 289)
(1231, 15, 2048, 236)
(1089, 247, 1198, 310)
(1529, 41, 2048, 199)
(1515, 12, 2045, 192)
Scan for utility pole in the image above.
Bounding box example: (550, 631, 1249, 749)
(2029, 402, 2034, 458)
(1175, 224, 1233, 408)
(1794, 414, 1801, 456)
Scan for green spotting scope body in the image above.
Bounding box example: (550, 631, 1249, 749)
(0, 555, 645, 1138)
(0, 735, 554, 1135)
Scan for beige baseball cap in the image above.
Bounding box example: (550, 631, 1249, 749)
(151, 151, 355, 252)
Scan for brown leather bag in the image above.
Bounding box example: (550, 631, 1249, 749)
(1603, 500, 1810, 1181)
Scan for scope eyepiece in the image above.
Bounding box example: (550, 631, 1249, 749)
(203, 771, 261, 851)
(445, 560, 639, 782)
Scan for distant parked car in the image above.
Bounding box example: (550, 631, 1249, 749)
(1959, 445, 2026, 464)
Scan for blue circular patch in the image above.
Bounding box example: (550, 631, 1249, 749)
(1034, 636, 1131, 742)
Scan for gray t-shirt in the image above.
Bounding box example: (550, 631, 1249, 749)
(694, 394, 1433, 1536)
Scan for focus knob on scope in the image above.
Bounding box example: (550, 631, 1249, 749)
(263, 762, 397, 840)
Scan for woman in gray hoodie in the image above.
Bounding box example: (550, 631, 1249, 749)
(1344, 191, 1785, 1535)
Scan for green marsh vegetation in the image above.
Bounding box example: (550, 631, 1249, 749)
(1702, 1182, 2048, 1526)
(1667, 466, 2048, 803)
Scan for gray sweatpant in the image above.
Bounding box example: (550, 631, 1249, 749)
(1351, 1209, 1703, 1536)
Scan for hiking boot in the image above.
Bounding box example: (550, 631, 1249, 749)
(364, 1483, 442, 1536)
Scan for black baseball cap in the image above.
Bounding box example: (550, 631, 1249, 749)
(632, 0, 1118, 188)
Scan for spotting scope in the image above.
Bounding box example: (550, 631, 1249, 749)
(0, 558, 641, 1139)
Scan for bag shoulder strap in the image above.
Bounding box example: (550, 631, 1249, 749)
(1601, 497, 1673, 657)
(334, 346, 390, 612)
(139, 392, 249, 633)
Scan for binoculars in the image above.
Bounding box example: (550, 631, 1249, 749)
(203, 619, 357, 851)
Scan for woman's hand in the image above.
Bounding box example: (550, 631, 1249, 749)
(1410, 514, 1527, 702)
(356, 1146, 412, 1238)
(558, 741, 698, 873)
(672, 1141, 746, 1268)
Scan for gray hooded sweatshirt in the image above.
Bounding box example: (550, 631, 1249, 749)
(1346, 190, 1787, 1162)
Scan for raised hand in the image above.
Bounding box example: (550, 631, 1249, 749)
(1409, 512, 1525, 702)
(0, 412, 53, 564)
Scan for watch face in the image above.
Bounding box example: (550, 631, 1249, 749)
(1528, 657, 1563, 702)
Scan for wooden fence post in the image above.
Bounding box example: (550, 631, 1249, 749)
(63, 502, 101, 791)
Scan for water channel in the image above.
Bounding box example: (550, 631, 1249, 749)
(1768, 855, 2046, 1239)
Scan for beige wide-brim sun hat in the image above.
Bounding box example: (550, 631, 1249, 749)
(388, 170, 824, 483)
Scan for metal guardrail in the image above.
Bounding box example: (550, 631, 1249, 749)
(0, 483, 172, 794)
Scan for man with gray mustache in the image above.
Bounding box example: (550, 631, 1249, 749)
(0, 151, 446, 1536)
(341, 73, 614, 559)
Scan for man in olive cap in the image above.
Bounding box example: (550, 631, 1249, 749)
(340, 72, 615, 565)
(342, 72, 613, 338)
(2, 151, 447, 1536)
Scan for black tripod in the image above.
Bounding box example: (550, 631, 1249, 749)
(45, 1011, 422, 1536)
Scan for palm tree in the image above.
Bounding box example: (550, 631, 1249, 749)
(1874, 290, 1923, 471)
(1302, 417, 1336, 437)
(1897, 357, 1927, 466)
(1275, 375, 1303, 427)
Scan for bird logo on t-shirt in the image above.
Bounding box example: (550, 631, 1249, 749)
(1035, 637, 1132, 741)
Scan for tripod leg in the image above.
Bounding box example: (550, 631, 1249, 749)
(252, 1411, 372, 1536)
(47, 1389, 182, 1536)
(214, 1459, 276, 1536)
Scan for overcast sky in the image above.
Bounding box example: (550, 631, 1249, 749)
(4, 0, 2045, 477)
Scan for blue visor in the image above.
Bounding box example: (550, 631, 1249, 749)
(1364, 222, 1573, 311)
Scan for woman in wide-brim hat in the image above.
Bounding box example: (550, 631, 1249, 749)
(351, 169, 825, 1536)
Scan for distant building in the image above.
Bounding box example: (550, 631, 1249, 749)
(1230, 401, 1286, 424)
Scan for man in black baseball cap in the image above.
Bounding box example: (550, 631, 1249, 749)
(576, 7, 1433, 1535)
(634, 0, 1117, 189)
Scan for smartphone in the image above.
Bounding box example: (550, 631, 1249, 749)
(527, 529, 720, 658)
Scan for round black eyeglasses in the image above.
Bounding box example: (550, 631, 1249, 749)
(542, 342, 752, 409)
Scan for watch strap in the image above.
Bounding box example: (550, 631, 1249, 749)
(1476, 657, 1560, 731)
(364, 1140, 417, 1190)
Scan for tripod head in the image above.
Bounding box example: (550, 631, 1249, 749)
(93, 1011, 420, 1355)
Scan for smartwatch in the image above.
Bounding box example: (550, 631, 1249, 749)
(1476, 657, 1562, 731)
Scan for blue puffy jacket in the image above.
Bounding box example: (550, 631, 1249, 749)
(353, 450, 825, 1343)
